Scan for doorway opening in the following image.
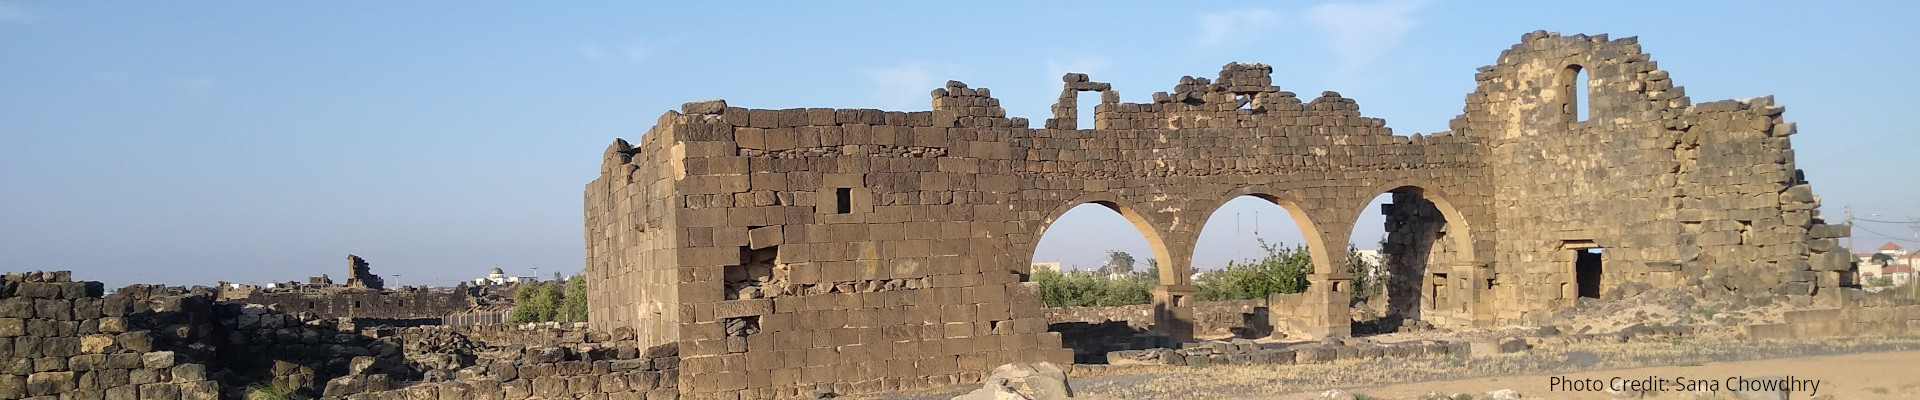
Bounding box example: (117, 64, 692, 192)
(1576, 248, 1603, 299)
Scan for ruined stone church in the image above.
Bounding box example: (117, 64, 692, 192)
(583, 31, 1852, 397)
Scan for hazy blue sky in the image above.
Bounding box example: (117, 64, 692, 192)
(2, 2, 1914, 286)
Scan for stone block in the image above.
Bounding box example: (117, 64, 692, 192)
(0, 318, 21, 337)
(179, 381, 218, 400)
(141, 351, 176, 369)
(26, 371, 75, 397)
(747, 226, 782, 250)
(682, 99, 728, 115)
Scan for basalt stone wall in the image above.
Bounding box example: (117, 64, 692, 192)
(1043, 300, 1267, 335)
(412, 322, 613, 349)
(585, 112, 687, 350)
(3, 271, 690, 400)
(1382, 191, 1474, 325)
(585, 31, 1855, 398)
(587, 62, 1488, 399)
(1460, 32, 1852, 324)
(321, 342, 681, 400)
(225, 288, 468, 321)
(0, 272, 223, 400)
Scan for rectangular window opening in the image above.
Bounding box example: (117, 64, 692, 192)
(1076, 91, 1094, 129)
(835, 187, 853, 214)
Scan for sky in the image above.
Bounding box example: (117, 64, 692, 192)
(1, 2, 1915, 287)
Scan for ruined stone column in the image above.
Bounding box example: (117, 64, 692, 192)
(1449, 262, 1493, 327)
(1150, 284, 1198, 342)
(1302, 272, 1354, 339)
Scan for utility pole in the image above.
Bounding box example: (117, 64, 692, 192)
(1909, 215, 1919, 300)
(1846, 205, 1855, 269)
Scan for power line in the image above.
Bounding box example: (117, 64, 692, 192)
(1856, 217, 1916, 224)
(1854, 224, 1919, 243)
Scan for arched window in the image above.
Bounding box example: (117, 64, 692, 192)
(1559, 65, 1591, 123)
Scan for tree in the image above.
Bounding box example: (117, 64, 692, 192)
(1102, 251, 1136, 275)
(1869, 275, 1895, 288)
(1346, 243, 1389, 301)
(561, 274, 589, 322)
(1870, 253, 1895, 266)
(1195, 239, 1312, 301)
(1033, 266, 1156, 307)
(508, 273, 589, 323)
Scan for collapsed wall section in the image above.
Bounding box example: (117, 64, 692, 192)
(585, 114, 686, 350)
(219, 287, 467, 320)
(649, 96, 1072, 398)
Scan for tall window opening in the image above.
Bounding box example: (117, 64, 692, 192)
(834, 188, 852, 214)
(1561, 65, 1591, 123)
(1076, 91, 1095, 129)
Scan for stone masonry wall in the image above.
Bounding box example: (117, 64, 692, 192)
(1, 272, 221, 400)
(585, 31, 1857, 398)
(585, 115, 686, 350)
(3, 270, 691, 400)
(222, 287, 468, 321)
(1453, 32, 1852, 324)
(588, 71, 1488, 398)
(1382, 191, 1473, 325)
(1043, 300, 1266, 335)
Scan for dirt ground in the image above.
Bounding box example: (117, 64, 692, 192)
(874, 336, 1920, 400)
(1228, 350, 1920, 400)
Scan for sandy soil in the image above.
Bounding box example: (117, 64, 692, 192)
(873, 336, 1920, 400)
(1245, 350, 1920, 400)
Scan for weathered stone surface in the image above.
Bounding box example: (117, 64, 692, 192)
(951, 384, 1029, 400)
(682, 100, 728, 116)
(581, 30, 1860, 398)
(983, 363, 1070, 400)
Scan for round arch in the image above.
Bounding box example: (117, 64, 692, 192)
(1026, 191, 1174, 283)
(1190, 186, 1333, 279)
(1355, 183, 1478, 265)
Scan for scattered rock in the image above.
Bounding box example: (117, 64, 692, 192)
(953, 384, 1031, 400)
(1484, 388, 1523, 400)
(1320, 389, 1357, 400)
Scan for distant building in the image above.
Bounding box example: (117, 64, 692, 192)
(1352, 250, 1384, 266)
(1352, 249, 1388, 280)
(1858, 242, 1915, 285)
(474, 267, 534, 285)
(1030, 262, 1061, 274)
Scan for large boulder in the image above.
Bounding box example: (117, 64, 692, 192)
(952, 384, 1030, 400)
(952, 362, 1071, 400)
(1484, 389, 1524, 400)
(990, 362, 1072, 400)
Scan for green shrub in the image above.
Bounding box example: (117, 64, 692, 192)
(1348, 241, 1389, 302)
(509, 273, 587, 323)
(1195, 240, 1312, 301)
(1034, 267, 1156, 307)
(561, 274, 589, 322)
(1036, 240, 1383, 306)
(243, 382, 307, 400)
